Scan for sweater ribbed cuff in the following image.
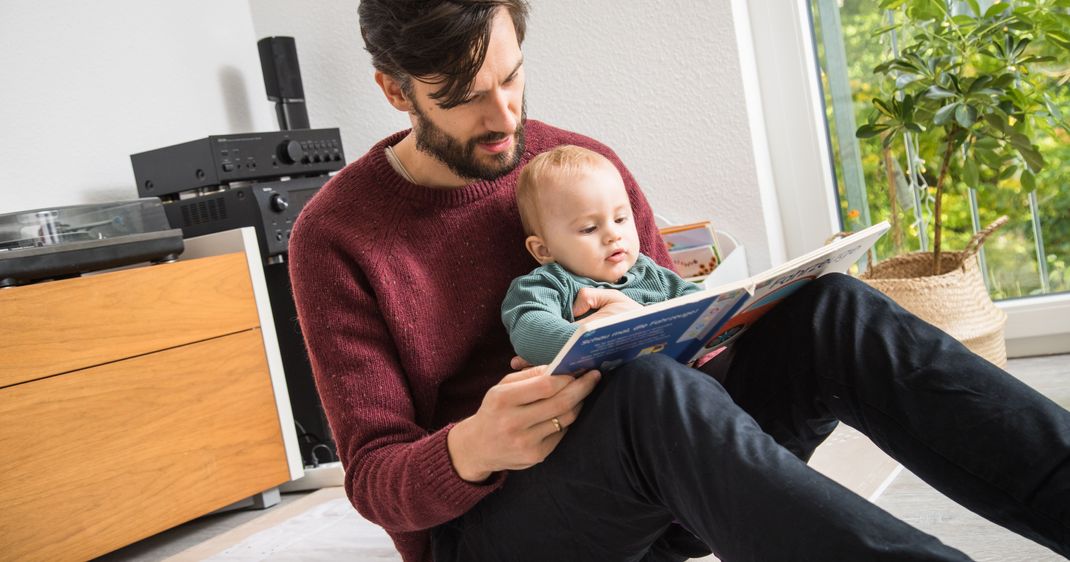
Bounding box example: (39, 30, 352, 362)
(421, 423, 506, 510)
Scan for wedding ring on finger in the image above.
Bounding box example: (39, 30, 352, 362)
(551, 417, 562, 433)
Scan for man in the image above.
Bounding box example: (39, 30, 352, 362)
(289, 2, 1070, 560)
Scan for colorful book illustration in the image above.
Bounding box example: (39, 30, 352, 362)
(547, 222, 890, 375)
(660, 221, 722, 280)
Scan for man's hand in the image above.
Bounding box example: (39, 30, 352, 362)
(572, 287, 642, 325)
(447, 366, 601, 482)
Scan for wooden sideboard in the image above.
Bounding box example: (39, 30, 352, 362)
(0, 228, 302, 561)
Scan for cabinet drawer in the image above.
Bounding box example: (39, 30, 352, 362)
(0, 329, 289, 561)
(0, 252, 259, 387)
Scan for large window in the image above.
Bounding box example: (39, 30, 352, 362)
(809, 0, 1070, 300)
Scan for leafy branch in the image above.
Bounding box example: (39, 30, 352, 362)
(858, 0, 1070, 274)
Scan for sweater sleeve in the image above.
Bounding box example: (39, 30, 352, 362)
(501, 270, 579, 366)
(289, 212, 504, 533)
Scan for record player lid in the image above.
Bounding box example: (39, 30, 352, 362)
(0, 198, 173, 251)
(0, 198, 185, 287)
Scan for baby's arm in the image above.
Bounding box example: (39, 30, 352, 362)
(501, 273, 578, 366)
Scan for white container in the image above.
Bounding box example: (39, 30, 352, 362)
(702, 230, 749, 288)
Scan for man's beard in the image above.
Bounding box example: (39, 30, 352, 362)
(411, 98, 527, 182)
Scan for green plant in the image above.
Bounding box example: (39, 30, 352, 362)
(857, 0, 1070, 274)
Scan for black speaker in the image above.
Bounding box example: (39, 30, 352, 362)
(258, 36, 310, 130)
(254, 35, 335, 468)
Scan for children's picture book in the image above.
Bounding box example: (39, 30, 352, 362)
(547, 221, 891, 375)
(659, 221, 722, 280)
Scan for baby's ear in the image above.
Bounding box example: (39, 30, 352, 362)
(525, 235, 555, 265)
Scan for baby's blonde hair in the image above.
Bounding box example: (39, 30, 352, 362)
(516, 145, 616, 235)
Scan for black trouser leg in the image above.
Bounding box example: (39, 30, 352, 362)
(432, 273, 1069, 561)
(433, 352, 970, 561)
(722, 273, 1070, 557)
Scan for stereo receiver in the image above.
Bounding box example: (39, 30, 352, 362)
(131, 128, 344, 199)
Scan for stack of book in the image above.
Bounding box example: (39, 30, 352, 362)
(659, 221, 722, 281)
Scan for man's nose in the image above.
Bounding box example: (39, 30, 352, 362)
(484, 87, 518, 133)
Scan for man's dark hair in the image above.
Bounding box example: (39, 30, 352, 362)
(358, 0, 530, 110)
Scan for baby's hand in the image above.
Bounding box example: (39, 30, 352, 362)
(572, 287, 642, 324)
(510, 356, 534, 371)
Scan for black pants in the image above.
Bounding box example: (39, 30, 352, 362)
(432, 274, 1070, 561)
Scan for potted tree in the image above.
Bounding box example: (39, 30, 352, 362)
(855, 0, 1070, 365)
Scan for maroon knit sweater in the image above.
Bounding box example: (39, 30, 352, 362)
(289, 120, 674, 562)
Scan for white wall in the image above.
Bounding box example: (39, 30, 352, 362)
(248, 0, 777, 271)
(1, 1, 778, 272)
(0, 1, 276, 215)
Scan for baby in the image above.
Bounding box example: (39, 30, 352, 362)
(501, 145, 702, 366)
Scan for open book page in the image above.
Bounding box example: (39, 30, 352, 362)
(545, 222, 889, 375)
(683, 221, 891, 363)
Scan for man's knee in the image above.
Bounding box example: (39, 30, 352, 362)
(795, 272, 901, 324)
(594, 355, 770, 457)
(603, 354, 731, 412)
(611, 353, 704, 385)
(811, 272, 879, 300)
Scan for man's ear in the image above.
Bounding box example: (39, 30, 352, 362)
(525, 235, 555, 265)
(375, 71, 413, 112)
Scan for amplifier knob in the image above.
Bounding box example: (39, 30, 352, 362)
(278, 140, 304, 164)
(270, 193, 289, 212)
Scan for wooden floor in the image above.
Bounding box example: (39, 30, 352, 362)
(97, 355, 1069, 561)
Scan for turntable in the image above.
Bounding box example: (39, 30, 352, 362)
(0, 199, 185, 287)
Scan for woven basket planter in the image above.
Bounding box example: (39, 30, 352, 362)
(859, 217, 1008, 367)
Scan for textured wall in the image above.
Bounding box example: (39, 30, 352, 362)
(248, 1, 774, 271)
(0, 2, 773, 270)
(0, 1, 276, 215)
